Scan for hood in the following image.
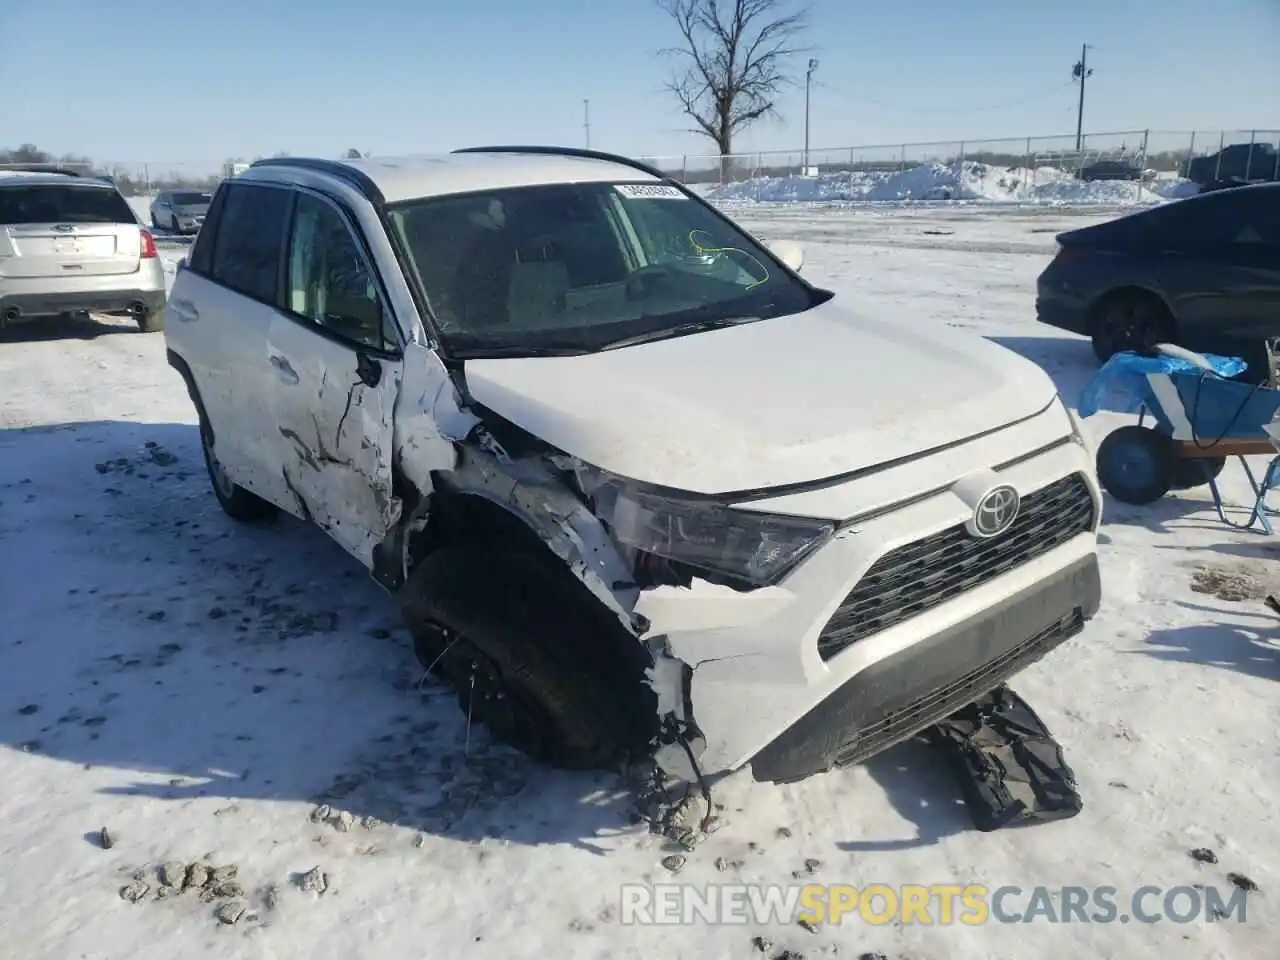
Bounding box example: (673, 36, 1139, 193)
(462, 299, 1058, 495)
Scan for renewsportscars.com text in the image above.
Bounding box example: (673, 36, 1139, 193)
(619, 883, 1251, 926)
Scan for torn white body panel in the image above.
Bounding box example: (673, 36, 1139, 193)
(266, 316, 403, 567)
(392, 343, 473, 486)
(439, 448, 642, 629)
(463, 297, 1059, 494)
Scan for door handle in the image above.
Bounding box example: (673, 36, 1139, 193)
(270, 354, 299, 384)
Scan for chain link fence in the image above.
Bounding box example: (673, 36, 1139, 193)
(4, 130, 1278, 196)
(636, 128, 1280, 186)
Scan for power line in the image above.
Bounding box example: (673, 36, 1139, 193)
(811, 79, 1076, 115)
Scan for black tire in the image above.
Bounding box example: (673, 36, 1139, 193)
(199, 418, 277, 522)
(169, 211, 181, 234)
(401, 546, 658, 770)
(136, 307, 164, 333)
(1091, 291, 1175, 363)
(150, 214, 160, 229)
(1169, 456, 1226, 491)
(1096, 425, 1176, 505)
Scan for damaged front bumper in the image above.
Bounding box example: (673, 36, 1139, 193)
(749, 553, 1100, 783)
(636, 440, 1102, 784)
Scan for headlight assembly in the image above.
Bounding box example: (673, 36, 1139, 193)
(574, 465, 834, 587)
(1058, 391, 1090, 449)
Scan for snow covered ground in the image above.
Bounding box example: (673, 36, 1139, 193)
(706, 161, 1199, 205)
(1, 205, 1276, 960)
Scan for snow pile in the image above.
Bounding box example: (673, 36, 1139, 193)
(1151, 177, 1202, 200)
(706, 161, 1198, 205)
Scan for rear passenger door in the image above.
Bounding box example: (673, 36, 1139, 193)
(170, 181, 296, 507)
(266, 188, 401, 567)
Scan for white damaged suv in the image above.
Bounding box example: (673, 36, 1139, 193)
(164, 147, 1102, 785)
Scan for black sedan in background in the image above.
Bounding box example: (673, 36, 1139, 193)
(1036, 182, 1280, 377)
(1076, 159, 1143, 181)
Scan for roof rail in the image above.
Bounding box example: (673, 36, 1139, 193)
(0, 164, 83, 177)
(451, 145, 669, 181)
(248, 157, 384, 203)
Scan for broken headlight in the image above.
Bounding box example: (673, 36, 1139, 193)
(574, 466, 835, 587)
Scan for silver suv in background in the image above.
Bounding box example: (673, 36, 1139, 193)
(150, 190, 213, 234)
(0, 169, 166, 332)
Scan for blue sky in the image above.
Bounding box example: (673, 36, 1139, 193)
(2, 0, 1277, 173)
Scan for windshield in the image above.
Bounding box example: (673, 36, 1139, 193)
(172, 191, 212, 206)
(387, 181, 815, 357)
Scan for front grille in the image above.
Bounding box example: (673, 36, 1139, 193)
(817, 473, 1095, 661)
(831, 609, 1085, 767)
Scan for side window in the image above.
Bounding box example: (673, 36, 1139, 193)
(1168, 190, 1280, 246)
(187, 186, 228, 275)
(286, 192, 388, 350)
(1218, 189, 1280, 244)
(209, 184, 290, 303)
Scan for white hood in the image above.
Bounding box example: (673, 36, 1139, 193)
(463, 299, 1058, 494)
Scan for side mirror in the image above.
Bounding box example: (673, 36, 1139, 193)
(769, 239, 804, 273)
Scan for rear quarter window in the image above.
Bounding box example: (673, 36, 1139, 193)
(208, 183, 292, 304)
(186, 186, 229, 275)
(0, 184, 136, 225)
(1142, 189, 1280, 246)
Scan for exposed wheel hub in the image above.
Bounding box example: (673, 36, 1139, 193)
(417, 623, 555, 757)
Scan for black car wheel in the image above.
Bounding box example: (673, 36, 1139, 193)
(401, 546, 659, 770)
(1091, 291, 1175, 362)
(199, 420, 277, 522)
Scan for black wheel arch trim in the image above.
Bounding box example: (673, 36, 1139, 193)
(166, 349, 214, 446)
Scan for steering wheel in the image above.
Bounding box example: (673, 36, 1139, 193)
(625, 264, 673, 301)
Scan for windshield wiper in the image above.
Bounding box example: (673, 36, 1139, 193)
(597, 315, 762, 351)
(452, 342, 594, 359)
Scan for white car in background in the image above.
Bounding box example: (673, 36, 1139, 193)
(162, 147, 1102, 786)
(0, 168, 166, 332)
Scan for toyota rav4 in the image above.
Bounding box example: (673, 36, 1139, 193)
(163, 147, 1102, 786)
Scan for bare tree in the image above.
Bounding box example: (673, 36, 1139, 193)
(657, 0, 808, 167)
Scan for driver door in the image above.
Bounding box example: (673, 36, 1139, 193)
(266, 188, 402, 568)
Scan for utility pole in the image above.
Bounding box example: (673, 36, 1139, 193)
(1072, 44, 1093, 152)
(804, 58, 819, 174)
(583, 99, 591, 149)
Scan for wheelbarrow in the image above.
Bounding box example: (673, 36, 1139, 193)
(1089, 343, 1280, 533)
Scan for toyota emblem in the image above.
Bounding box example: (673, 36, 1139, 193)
(968, 485, 1020, 538)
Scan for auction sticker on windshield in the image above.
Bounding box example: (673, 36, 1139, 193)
(615, 183, 687, 200)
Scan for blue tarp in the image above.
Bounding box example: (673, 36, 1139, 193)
(1077, 351, 1248, 418)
